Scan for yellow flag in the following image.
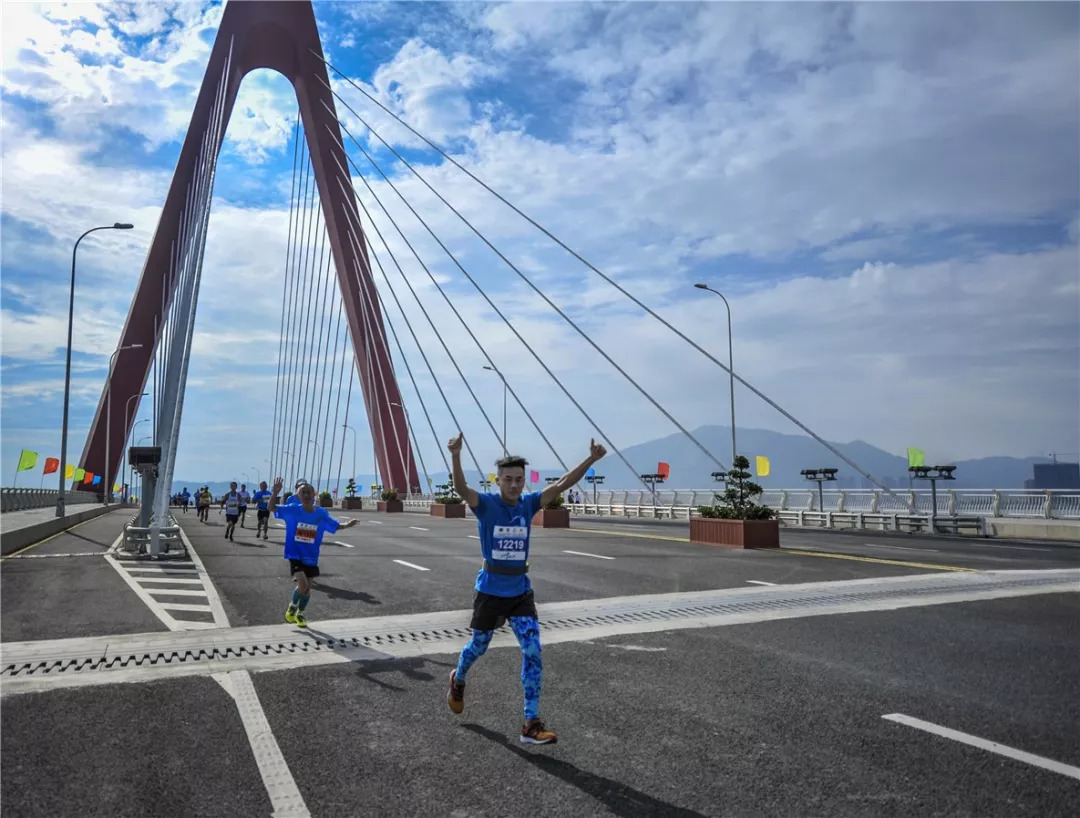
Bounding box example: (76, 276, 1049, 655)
(113, 484, 120, 493)
(907, 447, 925, 468)
(755, 456, 770, 477)
(65, 464, 75, 479)
(17, 449, 38, 471)
(74, 468, 85, 481)
(487, 472, 497, 483)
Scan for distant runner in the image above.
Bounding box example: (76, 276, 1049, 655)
(252, 481, 273, 540)
(180, 487, 191, 514)
(238, 483, 251, 528)
(197, 487, 212, 522)
(221, 482, 241, 541)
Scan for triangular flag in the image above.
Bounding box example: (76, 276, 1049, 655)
(755, 456, 770, 477)
(529, 470, 539, 484)
(43, 457, 60, 475)
(907, 448, 925, 468)
(74, 468, 85, 481)
(17, 449, 38, 472)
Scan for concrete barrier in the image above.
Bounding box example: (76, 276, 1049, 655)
(984, 518, 1080, 544)
(1, 505, 120, 556)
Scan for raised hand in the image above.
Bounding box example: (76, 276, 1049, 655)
(272, 477, 284, 494)
(589, 438, 607, 461)
(447, 433, 464, 455)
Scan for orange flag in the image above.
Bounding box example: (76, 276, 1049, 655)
(43, 457, 59, 475)
(83, 471, 95, 485)
(657, 462, 670, 480)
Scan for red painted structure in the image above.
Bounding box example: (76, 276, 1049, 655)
(78, 0, 418, 494)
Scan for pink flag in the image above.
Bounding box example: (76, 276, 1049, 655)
(529, 470, 539, 484)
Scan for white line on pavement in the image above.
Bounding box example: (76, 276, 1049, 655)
(144, 588, 209, 597)
(409, 526, 429, 531)
(882, 713, 1080, 781)
(133, 577, 205, 585)
(864, 542, 941, 553)
(468, 535, 480, 539)
(122, 564, 197, 572)
(562, 550, 615, 560)
(159, 602, 214, 613)
(332, 541, 355, 548)
(368, 520, 383, 525)
(969, 543, 1054, 553)
(746, 580, 777, 586)
(392, 559, 430, 572)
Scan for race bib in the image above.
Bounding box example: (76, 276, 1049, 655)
(295, 522, 318, 544)
(492, 525, 528, 561)
(226, 499, 238, 512)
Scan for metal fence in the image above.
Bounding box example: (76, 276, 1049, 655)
(1, 488, 102, 513)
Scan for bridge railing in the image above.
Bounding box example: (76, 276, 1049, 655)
(1, 488, 102, 513)
(566, 488, 1080, 520)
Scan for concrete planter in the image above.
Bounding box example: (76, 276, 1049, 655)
(532, 507, 570, 528)
(690, 517, 779, 548)
(377, 500, 403, 513)
(319, 496, 334, 508)
(342, 497, 363, 510)
(430, 502, 466, 518)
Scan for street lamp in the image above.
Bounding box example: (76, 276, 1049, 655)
(483, 365, 508, 457)
(801, 468, 839, 518)
(104, 343, 143, 504)
(693, 283, 737, 473)
(57, 222, 134, 517)
(908, 465, 957, 534)
(251, 465, 261, 485)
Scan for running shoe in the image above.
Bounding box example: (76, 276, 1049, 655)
(447, 670, 465, 714)
(520, 719, 557, 745)
(294, 610, 307, 628)
(285, 605, 298, 624)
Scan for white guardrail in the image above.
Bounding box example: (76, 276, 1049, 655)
(387, 488, 1080, 521)
(1, 488, 102, 513)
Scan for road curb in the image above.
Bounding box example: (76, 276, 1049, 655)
(1, 505, 119, 556)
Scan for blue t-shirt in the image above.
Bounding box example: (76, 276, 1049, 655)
(181, 491, 190, 504)
(253, 490, 272, 511)
(471, 491, 542, 597)
(274, 503, 340, 565)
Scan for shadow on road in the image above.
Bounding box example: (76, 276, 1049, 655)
(313, 582, 381, 605)
(462, 723, 709, 818)
(351, 656, 456, 691)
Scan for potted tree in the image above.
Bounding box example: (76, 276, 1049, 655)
(532, 492, 570, 528)
(342, 478, 362, 510)
(430, 483, 466, 518)
(377, 488, 403, 513)
(690, 456, 779, 548)
(318, 490, 334, 508)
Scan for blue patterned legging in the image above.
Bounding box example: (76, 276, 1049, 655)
(455, 617, 543, 721)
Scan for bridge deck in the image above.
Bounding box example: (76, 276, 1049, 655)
(2, 509, 1078, 816)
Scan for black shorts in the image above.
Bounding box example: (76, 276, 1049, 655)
(257, 510, 270, 521)
(470, 589, 537, 631)
(225, 514, 239, 522)
(289, 559, 320, 578)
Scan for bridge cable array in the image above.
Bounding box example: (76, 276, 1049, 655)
(310, 52, 914, 508)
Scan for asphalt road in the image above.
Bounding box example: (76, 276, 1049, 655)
(2, 508, 1077, 816)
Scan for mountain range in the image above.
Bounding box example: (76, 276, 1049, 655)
(169, 425, 1055, 497)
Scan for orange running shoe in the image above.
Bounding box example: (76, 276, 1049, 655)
(520, 718, 557, 745)
(447, 670, 465, 714)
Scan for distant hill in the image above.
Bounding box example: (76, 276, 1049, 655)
(170, 426, 1052, 495)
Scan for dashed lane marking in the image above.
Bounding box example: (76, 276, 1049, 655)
(562, 550, 615, 560)
(409, 526, 429, 531)
(746, 580, 777, 586)
(331, 541, 355, 548)
(467, 535, 480, 539)
(368, 520, 383, 525)
(392, 559, 430, 572)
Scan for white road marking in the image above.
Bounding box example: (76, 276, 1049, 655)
(214, 670, 311, 817)
(393, 559, 430, 572)
(145, 588, 208, 597)
(122, 564, 197, 572)
(468, 535, 480, 539)
(159, 602, 214, 613)
(864, 542, 941, 553)
(132, 577, 204, 585)
(970, 543, 1054, 553)
(368, 520, 383, 525)
(4, 551, 106, 559)
(332, 541, 355, 548)
(562, 550, 615, 560)
(882, 713, 1080, 781)
(409, 526, 429, 531)
(746, 580, 777, 586)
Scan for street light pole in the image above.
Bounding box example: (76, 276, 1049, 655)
(57, 222, 134, 518)
(694, 284, 736, 470)
(105, 343, 143, 504)
(483, 365, 507, 456)
(252, 465, 261, 485)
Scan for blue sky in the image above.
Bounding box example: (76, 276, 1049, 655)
(1, 0, 1078, 489)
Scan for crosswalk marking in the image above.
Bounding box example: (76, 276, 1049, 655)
(144, 588, 209, 597)
(159, 602, 214, 613)
(133, 577, 204, 585)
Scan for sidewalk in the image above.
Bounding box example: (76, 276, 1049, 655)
(0, 502, 131, 555)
